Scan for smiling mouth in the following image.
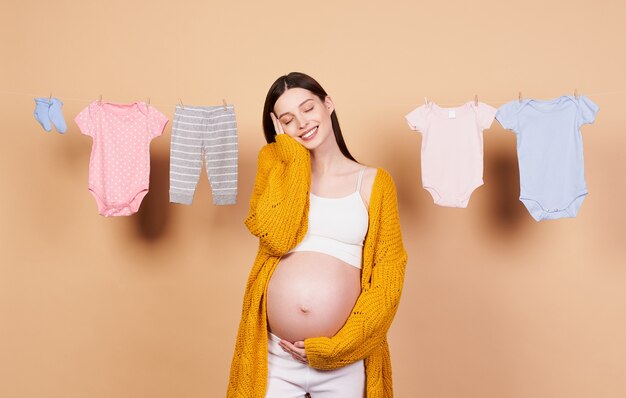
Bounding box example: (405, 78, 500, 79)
(300, 126, 318, 141)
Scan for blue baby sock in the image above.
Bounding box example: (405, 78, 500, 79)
(33, 97, 67, 133)
(34, 98, 52, 132)
(49, 98, 67, 133)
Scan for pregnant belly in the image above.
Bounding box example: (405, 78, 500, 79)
(266, 251, 362, 343)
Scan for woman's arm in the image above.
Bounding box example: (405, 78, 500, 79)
(304, 171, 408, 369)
(244, 134, 311, 257)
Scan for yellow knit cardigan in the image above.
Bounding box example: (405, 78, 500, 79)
(227, 134, 408, 397)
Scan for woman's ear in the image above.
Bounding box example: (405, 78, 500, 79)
(324, 96, 335, 113)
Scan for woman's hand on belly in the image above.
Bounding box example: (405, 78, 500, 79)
(279, 340, 308, 364)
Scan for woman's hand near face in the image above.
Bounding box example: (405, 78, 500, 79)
(270, 112, 285, 135)
(271, 110, 309, 162)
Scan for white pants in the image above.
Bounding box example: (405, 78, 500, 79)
(265, 332, 366, 398)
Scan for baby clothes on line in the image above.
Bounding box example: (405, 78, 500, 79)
(75, 101, 168, 217)
(405, 100, 497, 208)
(34, 97, 67, 133)
(496, 95, 599, 222)
(169, 104, 238, 205)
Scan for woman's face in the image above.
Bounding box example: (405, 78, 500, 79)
(273, 87, 335, 150)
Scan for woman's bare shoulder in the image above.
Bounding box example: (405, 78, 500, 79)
(359, 165, 379, 208)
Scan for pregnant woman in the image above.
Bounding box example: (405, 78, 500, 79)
(227, 72, 408, 398)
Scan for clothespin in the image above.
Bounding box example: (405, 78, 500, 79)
(222, 98, 228, 111)
(518, 91, 522, 103)
(179, 97, 185, 110)
(474, 94, 479, 106)
(574, 88, 579, 99)
(49, 92, 52, 101)
(146, 97, 151, 109)
(99, 94, 103, 104)
(424, 97, 429, 106)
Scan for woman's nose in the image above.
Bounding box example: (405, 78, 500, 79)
(295, 114, 309, 129)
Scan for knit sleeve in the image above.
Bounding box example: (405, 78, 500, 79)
(304, 171, 408, 369)
(244, 134, 311, 257)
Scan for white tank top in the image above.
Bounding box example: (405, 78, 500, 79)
(287, 167, 369, 268)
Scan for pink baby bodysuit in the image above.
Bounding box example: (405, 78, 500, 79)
(75, 101, 168, 216)
(405, 101, 497, 208)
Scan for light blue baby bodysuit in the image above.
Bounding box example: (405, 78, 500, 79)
(496, 95, 599, 222)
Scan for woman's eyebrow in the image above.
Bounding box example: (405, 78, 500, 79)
(278, 99, 315, 119)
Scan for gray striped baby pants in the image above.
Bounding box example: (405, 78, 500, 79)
(169, 104, 238, 205)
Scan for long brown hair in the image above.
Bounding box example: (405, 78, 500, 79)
(262, 72, 356, 162)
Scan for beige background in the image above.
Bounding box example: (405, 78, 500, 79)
(2, 0, 626, 397)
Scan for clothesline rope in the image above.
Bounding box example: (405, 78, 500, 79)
(415, 90, 626, 106)
(2, 88, 625, 108)
(0, 89, 180, 108)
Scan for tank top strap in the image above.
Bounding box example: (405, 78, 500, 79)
(355, 166, 366, 192)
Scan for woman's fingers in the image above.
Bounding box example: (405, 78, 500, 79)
(270, 112, 278, 133)
(280, 339, 308, 364)
(270, 112, 281, 134)
(270, 112, 284, 135)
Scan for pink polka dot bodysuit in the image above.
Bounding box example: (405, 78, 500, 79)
(75, 101, 168, 217)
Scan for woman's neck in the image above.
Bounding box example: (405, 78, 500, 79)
(310, 136, 351, 176)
